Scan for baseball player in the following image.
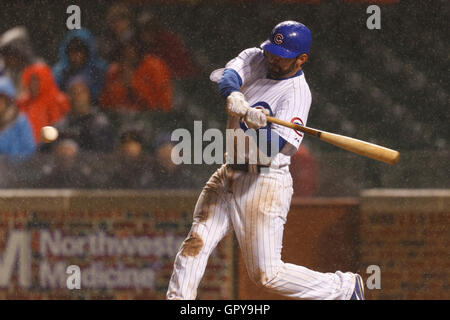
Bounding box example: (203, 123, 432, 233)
(167, 21, 365, 300)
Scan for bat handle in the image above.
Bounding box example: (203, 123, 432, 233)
(266, 115, 320, 137)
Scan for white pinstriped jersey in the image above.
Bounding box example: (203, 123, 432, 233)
(225, 47, 312, 168)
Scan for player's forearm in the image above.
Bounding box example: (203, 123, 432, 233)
(218, 68, 242, 98)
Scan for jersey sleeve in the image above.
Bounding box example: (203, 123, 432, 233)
(224, 47, 265, 88)
(271, 85, 312, 150)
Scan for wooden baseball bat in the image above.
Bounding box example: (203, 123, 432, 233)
(266, 116, 400, 165)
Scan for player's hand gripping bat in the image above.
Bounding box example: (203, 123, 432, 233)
(266, 116, 400, 165)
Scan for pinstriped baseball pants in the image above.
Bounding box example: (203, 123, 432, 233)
(166, 164, 356, 300)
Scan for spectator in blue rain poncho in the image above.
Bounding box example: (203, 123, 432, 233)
(0, 76, 36, 162)
(52, 29, 108, 102)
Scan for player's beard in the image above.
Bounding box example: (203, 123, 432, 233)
(267, 59, 298, 79)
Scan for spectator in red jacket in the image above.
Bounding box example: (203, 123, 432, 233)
(100, 39, 172, 112)
(289, 145, 318, 197)
(17, 63, 71, 143)
(136, 11, 198, 79)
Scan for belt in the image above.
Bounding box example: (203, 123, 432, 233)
(226, 163, 269, 173)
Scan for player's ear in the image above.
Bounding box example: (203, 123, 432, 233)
(297, 54, 308, 67)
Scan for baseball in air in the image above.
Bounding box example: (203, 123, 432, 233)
(41, 126, 59, 143)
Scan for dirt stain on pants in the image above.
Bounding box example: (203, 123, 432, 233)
(181, 232, 203, 257)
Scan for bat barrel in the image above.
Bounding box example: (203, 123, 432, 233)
(319, 132, 400, 165)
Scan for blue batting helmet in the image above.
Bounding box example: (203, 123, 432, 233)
(261, 21, 312, 59)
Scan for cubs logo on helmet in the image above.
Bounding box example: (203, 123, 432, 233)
(273, 33, 284, 45)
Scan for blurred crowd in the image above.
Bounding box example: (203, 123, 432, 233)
(0, 2, 205, 190)
(3, 1, 444, 194)
(0, 1, 318, 195)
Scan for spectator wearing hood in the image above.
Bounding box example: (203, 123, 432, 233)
(0, 26, 41, 97)
(99, 38, 172, 112)
(17, 63, 71, 143)
(52, 29, 108, 102)
(0, 76, 36, 161)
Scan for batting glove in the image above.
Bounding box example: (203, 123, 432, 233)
(226, 91, 250, 117)
(245, 108, 268, 129)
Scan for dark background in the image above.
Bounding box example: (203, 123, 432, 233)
(1, 0, 448, 194)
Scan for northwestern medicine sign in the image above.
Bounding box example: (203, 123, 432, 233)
(0, 209, 235, 299)
(0, 230, 183, 289)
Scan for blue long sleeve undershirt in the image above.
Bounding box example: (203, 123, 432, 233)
(218, 68, 242, 98)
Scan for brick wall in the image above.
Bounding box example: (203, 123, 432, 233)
(359, 189, 450, 299)
(0, 189, 448, 300)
